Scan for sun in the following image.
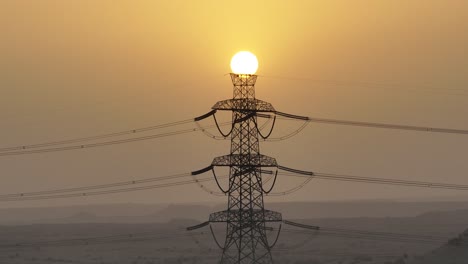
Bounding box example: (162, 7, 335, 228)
(230, 51, 258, 75)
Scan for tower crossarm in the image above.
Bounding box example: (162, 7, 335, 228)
(212, 98, 276, 113)
(212, 154, 278, 167)
(186, 221, 210, 231)
(200, 72, 282, 263)
(209, 209, 282, 223)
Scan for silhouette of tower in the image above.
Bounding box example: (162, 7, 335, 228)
(192, 73, 282, 263)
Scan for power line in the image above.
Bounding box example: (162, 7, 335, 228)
(260, 75, 468, 95)
(307, 116, 468, 135)
(0, 172, 192, 199)
(2, 110, 466, 158)
(196, 114, 310, 142)
(3, 72, 466, 262)
(4, 166, 468, 203)
(0, 118, 194, 152)
(0, 174, 215, 202)
(195, 172, 312, 197)
(185, 72, 468, 263)
(196, 115, 274, 140)
(276, 112, 468, 135)
(197, 167, 468, 197)
(280, 171, 468, 191)
(0, 121, 231, 157)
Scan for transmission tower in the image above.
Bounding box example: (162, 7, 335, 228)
(186, 51, 314, 264)
(214, 74, 280, 263)
(191, 73, 285, 263)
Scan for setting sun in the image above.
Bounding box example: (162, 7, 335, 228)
(230, 51, 258, 75)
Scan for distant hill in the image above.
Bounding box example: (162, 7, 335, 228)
(1, 200, 468, 225)
(0, 203, 168, 225)
(406, 229, 468, 264)
(267, 200, 468, 219)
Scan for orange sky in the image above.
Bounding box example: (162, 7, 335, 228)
(1, 0, 468, 207)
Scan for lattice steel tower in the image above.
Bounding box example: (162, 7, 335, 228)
(217, 74, 279, 263)
(191, 72, 283, 264)
(188, 52, 314, 263)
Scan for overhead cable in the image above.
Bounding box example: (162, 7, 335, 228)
(0, 172, 191, 199)
(276, 111, 468, 135)
(0, 175, 214, 202)
(0, 121, 231, 157)
(281, 171, 468, 191)
(0, 118, 194, 153)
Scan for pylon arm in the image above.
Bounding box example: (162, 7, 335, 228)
(209, 209, 282, 223)
(212, 154, 277, 167)
(194, 110, 217, 121)
(191, 165, 213, 175)
(186, 221, 210, 231)
(212, 98, 276, 113)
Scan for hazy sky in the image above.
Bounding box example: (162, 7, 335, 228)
(1, 0, 468, 208)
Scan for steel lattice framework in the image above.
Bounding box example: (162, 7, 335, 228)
(213, 74, 280, 263)
(206, 73, 281, 264)
(190, 73, 315, 263)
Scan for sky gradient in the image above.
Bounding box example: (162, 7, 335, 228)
(1, 0, 468, 207)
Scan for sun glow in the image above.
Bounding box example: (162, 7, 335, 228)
(230, 51, 258, 75)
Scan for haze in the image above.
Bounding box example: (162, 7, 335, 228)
(1, 0, 468, 208)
